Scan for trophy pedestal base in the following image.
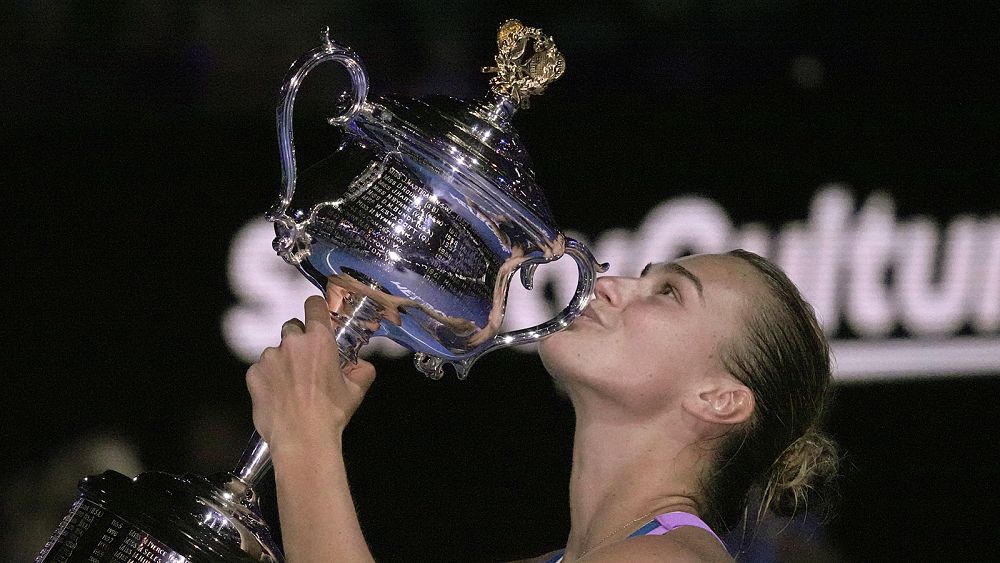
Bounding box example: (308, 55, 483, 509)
(36, 470, 282, 563)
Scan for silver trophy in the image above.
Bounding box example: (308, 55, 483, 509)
(37, 20, 605, 562)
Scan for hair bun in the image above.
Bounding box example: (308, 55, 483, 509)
(761, 428, 839, 517)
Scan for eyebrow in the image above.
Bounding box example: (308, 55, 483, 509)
(641, 262, 705, 302)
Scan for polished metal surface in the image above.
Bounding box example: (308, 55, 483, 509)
(268, 25, 606, 381)
(237, 21, 605, 555)
(40, 21, 605, 562)
(36, 470, 280, 562)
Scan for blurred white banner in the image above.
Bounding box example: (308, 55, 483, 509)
(224, 185, 1000, 382)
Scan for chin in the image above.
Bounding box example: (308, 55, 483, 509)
(537, 338, 573, 398)
(537, 329, 571, 361)
(536, 334, 557, 363)
(537, 333, 564, 371)
(537, 330, 589, 383)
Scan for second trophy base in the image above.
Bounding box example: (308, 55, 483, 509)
(36, 469, 282, 562)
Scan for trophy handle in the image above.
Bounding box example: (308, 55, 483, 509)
(430, 238, 607, 379)
(238, 28, 381, 489)
(497, 237, 608, 345)
(268, 27, 369, 264)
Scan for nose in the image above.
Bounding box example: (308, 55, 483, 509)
(594, 275, 631, 307)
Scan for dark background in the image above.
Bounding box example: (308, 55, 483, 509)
(4, 2, 999, 561)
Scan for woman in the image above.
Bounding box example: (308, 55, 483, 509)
(246, 249, 838, 562)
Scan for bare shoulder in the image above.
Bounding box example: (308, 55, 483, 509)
(586, 528, 733, 563)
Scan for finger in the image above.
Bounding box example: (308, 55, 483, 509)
(245, 363, 267, 396)
(245, 364, 256, 392)
(257, 346, 277, 364)
(281, 318, 306, 338)
(304, 295, 333, 329)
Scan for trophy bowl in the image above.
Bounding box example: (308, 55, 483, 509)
(269, 21, 606, 380)
(37, 20, 606, 562)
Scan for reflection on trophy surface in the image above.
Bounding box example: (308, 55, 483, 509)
(36, 20, 604, 562)
(270, 22, 603, 380)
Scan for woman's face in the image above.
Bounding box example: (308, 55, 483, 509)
(538, 253, 761, 412)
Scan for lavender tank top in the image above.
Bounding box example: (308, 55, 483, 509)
(544, 511, 725, 563)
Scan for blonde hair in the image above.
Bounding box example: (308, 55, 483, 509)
(760, 429, 839, 518)
(702, 250, 839, 531)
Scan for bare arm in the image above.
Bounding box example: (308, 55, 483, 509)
(271, 432, 373, 562)
(246, 295, 377, 562)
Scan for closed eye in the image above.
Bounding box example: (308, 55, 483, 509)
(660, 283, 678, 299)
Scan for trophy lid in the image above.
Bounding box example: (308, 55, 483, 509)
(346, 20, 566, 239)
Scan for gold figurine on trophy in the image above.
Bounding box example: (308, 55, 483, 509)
(483, 19, 566, 108)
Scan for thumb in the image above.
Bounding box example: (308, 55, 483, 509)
(343, 359, 377, 393)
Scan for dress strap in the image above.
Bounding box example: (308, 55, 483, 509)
(645, 511, 726, 547)
(544, 511, 723, 562)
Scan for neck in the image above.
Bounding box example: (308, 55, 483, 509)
(562, 396, 707, 560)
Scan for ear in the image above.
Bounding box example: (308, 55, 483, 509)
(682, 376, 755, 426)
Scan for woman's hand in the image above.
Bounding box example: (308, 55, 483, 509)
(247, 294, 379, 562)
(246, 294, 377, 451)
